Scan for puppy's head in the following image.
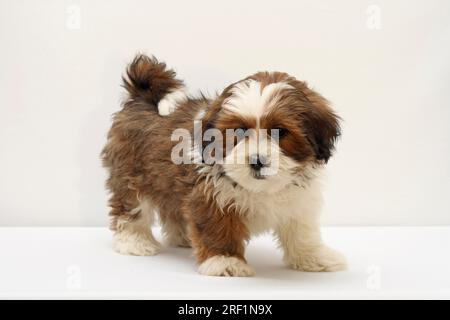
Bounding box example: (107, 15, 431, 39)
(201, 72, 341, 193)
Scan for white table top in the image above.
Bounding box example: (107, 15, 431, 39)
(1, 226, 449, 299)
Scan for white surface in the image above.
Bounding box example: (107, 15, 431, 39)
(1, 226, 449, 299)
(1, 1, 450, 227)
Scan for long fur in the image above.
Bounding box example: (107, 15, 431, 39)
(122, 54, 185, 106)
(101, 54, 346, 276)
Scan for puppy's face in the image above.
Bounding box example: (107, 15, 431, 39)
(202, 72, 341, 193)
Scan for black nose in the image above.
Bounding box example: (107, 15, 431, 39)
(249, 154, 266, 171)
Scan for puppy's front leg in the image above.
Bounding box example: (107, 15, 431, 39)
(187, 197, 254, 277)
(276, 213, 347, 272)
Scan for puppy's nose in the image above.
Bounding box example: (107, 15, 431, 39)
(249, 154, 267, 171)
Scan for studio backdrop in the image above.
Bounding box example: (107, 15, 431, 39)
(0, 0, 449, 226)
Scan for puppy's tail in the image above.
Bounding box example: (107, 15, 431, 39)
(122, 54, 186, 115)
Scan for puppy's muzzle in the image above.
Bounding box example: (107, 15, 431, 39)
(249, 154, 270, 179)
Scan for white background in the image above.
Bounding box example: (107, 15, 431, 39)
(0, 0, 449, 227)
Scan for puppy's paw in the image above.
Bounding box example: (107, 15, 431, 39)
(198, 255, 255, 277)
(286, 245, 347, 272)
(113, 230, 161, 256)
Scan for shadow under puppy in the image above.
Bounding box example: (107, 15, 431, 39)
(101, 54, 346, 276)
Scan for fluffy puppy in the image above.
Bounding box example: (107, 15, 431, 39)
(101, 54, 346, 276)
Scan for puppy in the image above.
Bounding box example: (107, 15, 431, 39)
(101, 54, 346, 276)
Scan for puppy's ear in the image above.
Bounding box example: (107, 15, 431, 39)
(200, 84, 235, 151)
(198, 96, 224, 164)
(201, 107, 219, 150)
(289, 80, 341, 163)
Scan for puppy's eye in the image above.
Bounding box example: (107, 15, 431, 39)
(273, 127, 289, 138)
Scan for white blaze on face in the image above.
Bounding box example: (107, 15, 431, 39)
(221, 79, 297, 193)
(223, 79, 292, 120)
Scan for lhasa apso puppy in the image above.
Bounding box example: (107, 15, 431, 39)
(101, 54, 346, 276)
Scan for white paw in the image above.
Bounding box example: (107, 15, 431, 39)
(198, 255, 255, 277)
(286, 245, 347, 272)
(113, 230, 161, 256)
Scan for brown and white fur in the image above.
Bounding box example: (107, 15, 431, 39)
(101, 54, 346, 276)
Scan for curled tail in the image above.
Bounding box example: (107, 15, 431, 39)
(122, 54, 187, 115)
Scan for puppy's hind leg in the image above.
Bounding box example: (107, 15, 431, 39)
(160, 216, 191, 248)
(112, 199, 161, 256)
